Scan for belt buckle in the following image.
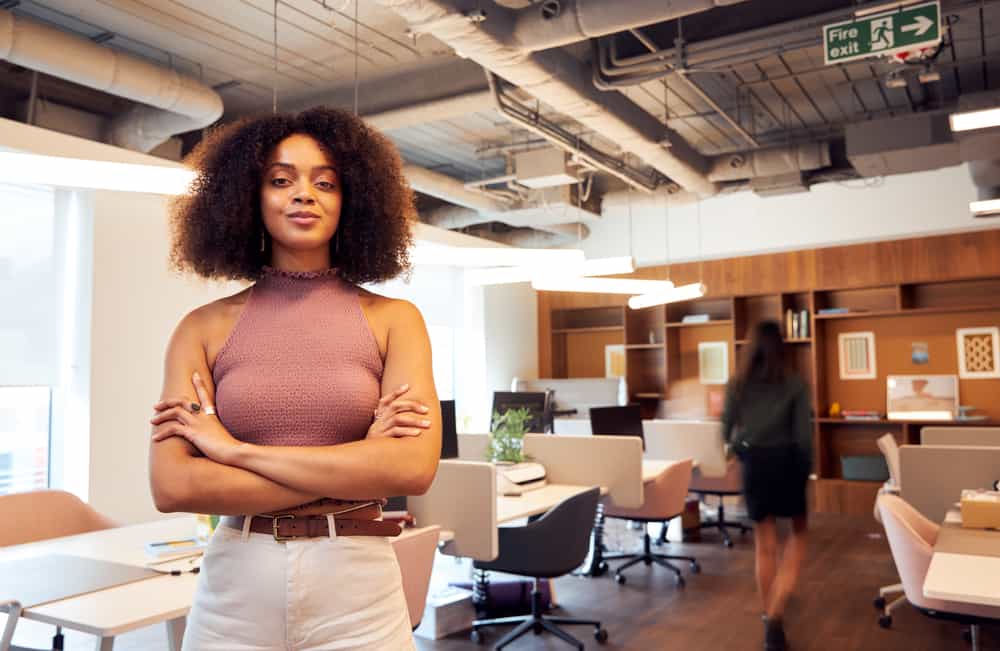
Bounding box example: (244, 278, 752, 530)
(271, 514, 298, 542)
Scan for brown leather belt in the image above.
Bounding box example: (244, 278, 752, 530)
(220, 506, 401, 541)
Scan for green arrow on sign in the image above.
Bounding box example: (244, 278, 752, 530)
(823, 0, 941, 66)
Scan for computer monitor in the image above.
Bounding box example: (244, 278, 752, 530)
(440, 399, 458, 459)
(491, 391, 552, 433)
(589, 405, 645, 450)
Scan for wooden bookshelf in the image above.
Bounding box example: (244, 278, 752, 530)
(536, 230, 1000, 515)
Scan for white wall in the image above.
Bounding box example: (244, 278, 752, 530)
(483, 283, 538, 394)
(589, 165, 992, 266)
(89, 191, 242, 523)
(1, 120, 243, 523)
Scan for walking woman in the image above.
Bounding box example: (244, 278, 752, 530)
(721, 320, 812, 651)
(147, 107, 441, 650)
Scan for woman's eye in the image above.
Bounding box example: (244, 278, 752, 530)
(270, 178, 291, 186)
(316, 181, 336, 190)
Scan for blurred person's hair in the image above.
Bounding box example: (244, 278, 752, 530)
(733, 320, 787, 395)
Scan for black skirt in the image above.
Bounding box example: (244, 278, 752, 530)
(739, 444, 809, 522)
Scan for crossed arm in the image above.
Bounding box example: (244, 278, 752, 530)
(149, 300, 441, 515)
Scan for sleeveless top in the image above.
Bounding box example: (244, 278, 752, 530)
(212, 266, 384, 447)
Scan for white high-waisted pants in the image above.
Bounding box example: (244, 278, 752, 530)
(181, 523, 416, 650)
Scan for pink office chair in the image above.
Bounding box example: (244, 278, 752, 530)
(0, 490, 116, 651)
(873, 433, 906, 628)
(392, 525, 441, 630)
(877, 494, 1000, 651)
(603, 459, 700, 587)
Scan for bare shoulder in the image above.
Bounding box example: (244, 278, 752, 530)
(172, 287, 252, 366)
(357, 289, 425, 327)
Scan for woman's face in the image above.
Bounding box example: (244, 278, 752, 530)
(260, 133, 342, 262)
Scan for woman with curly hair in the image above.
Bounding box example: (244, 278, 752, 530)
(147, 106, 440, 650)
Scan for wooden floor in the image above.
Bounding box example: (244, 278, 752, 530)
(417, 513, 999, 651)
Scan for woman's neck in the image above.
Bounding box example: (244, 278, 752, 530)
(269, 248, 332, 273)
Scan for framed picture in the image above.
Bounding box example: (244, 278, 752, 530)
(886, 375, 959, 421)
(838, 332, 876, 380)
(604, 344, 625, 379)
(957, 327, 1000, 379)
(698, 341, 729, 385)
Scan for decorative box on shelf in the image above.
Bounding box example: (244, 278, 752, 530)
(960, 490, 1000, 530)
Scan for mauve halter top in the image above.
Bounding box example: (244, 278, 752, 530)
(212, 266, 383, 447)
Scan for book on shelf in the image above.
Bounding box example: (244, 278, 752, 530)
(817, 307, 850, 315)
(681, 314, 710, 323)
(841, 410, 882, 421)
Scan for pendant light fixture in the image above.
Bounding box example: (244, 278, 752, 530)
(629, 196, 706, 309)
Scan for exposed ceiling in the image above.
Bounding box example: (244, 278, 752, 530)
(4, 0, 1000, 241)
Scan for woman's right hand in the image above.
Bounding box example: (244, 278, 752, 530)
(367, 384, 433, 440)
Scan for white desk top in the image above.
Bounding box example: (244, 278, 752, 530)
(1, 516, 199, 636)
(2, 516, 450, 637)
(924, 552, 1000, 607)
(496, 484, 604, 524)
(923, 509, 1000, 607)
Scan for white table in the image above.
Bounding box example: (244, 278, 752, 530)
(2, 516, 199, 651)
(2, 516, 452, 651)
(923, 510, 1000, 607)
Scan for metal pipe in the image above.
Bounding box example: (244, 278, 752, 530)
(25, 69, 37, 125)
(487, 71, 662, 193)
(464, 173, 517, 189)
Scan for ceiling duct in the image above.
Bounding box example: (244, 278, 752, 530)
(376, 0, 719, 197)
(709, 143, 830, 182)
(846, 112, 961, 178)
(0, 9, 222, 152)
(508, 0, 749, 52)
(461, 222, 592, 248)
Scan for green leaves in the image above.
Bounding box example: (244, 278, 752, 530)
(486, 407, 533, 463)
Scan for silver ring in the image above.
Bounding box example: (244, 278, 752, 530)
(203, 405, 217, 416)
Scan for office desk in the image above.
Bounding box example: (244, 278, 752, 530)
(497, 484, 606, 524)
(923, 509, 1000, 607)
(2, 516, 449, 650)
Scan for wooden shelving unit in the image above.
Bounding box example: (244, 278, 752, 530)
(542, 266, 1000, 515)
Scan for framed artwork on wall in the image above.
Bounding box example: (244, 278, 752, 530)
(887, 374, 959, 421)
(839, 332, 876, 380)
(605, 344, 625, 379)
(698, 342, 729, 385)
(957, 327, 1000, 379)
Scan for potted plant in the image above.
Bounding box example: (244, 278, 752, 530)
(486, 407, 532, 464)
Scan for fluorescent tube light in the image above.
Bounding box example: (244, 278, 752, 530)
(0, 152, 195, 195)
(970, 199, 1000, 217)
(531, 276, 674, 295)
(949, 107, 1000, 132)
(465, 256, 637, 286)
(628, 283, 706, 309)
(410, 245, 585, 268)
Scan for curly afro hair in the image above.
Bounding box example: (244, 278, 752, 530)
(169, 106, 414, 285)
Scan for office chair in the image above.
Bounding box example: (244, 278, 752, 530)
(602, 459, 699, 586)
(873, 433, 906, 628)
(878, 494, 1000, 651)
(470, 487, 608, 649)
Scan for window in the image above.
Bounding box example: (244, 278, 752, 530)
(0, 182, 63, 496)
(0, 387, 50, 495)
(428, 324, 455, 400)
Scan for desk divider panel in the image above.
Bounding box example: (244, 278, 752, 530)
(522, 434, 643, 509)
(899, 445, 1000, 521)
(408, 460, 498, 562)
(458, 433, 489, 461)
(643, 420, 727, 477)
(920, 427, 1000, 447)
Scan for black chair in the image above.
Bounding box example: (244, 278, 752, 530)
(471, 487, 608, 650)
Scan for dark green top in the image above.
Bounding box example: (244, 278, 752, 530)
(721, 374, 813, 468)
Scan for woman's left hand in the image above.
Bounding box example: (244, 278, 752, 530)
(151, 372, 241, 465)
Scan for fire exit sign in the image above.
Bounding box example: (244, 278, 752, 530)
(823, 1, 941, 65)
